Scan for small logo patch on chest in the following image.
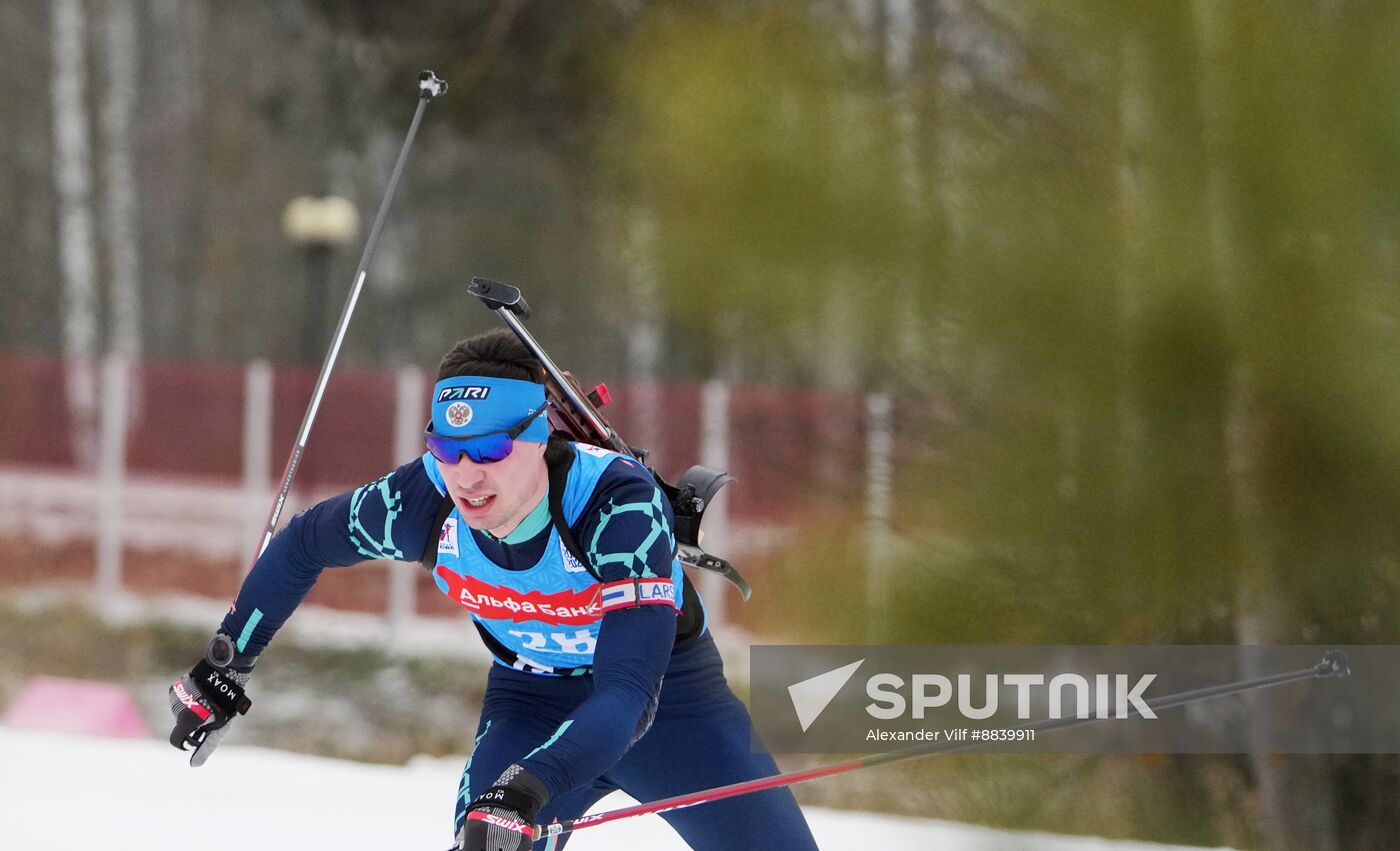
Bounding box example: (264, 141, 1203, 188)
(560, 540, 589, 573)
(438, 517, 459, 557)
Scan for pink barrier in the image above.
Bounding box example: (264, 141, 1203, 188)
(3, 676, 152, 739)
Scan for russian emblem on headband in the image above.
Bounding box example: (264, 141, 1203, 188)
(446, 402, 473, 428)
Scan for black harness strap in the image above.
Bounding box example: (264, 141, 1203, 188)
(419, 493, 457, 570)
(545, 449, 590, 576)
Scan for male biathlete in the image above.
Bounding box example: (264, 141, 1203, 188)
(169, 328, 818, 851)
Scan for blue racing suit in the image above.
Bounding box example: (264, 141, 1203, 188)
(218, 441, 817, 850)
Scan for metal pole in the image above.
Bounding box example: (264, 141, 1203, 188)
(388, 366, 426, 635)
(248, 72, 446, 568)
(95, 354, 129, 597)
(241, 360, 273, 571)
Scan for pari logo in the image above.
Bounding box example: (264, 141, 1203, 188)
(788, 661, 1158, 732)
(436, 386, 492, 403)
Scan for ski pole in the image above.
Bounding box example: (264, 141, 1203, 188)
(528, 650, 1350, 842)
(190, 70, 447, 767)
(249, 70, 447, 566)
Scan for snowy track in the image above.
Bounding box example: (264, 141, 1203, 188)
(0, 726, 1229, 851)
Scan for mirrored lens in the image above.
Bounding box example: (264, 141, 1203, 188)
(424, 431, 516, 465)
(462, 433, 515, 464)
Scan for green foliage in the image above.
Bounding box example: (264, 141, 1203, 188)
(606, 0, 1400, 645)
(604, 4, 914, 359)
(604, 3, 1400, 844)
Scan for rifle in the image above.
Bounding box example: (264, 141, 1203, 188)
(467, 277, 751, 600)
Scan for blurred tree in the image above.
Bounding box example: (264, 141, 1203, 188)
(296, 0, 652, 373)
(0, 2, 62, 354)
(602, 0, 1400, 846)
(139, 0, 207, 360)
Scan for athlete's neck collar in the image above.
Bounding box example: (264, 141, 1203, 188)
(485, 491, 552, 545)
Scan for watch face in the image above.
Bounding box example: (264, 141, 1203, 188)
(207, 634, 235, 668)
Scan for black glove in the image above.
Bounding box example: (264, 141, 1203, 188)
(168, 633, 255, 765)
(458, 764, 549, 851)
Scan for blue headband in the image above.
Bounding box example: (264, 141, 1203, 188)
(431, 376, 549, 443)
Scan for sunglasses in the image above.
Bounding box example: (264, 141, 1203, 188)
(424, 402, 548, 465)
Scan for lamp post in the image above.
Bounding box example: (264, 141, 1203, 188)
(281, 195, 360, 364)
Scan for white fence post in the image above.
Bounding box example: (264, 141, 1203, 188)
(95, 354, 129, 597)
(242, 360, 273, 571)
(699, 378, 731, 630)
(389, 367, 426, 635)
(865, 391, 894, 642)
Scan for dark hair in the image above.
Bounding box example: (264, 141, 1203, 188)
(436, 328, 544, 383)
(436, 328, 569, 463)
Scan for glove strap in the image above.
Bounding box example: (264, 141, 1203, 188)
(466, 783, 540, 818)
(189, 658, 252, 718)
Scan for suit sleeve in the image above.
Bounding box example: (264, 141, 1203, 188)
(517, 460, 680, 798)
(216, 457, 445, 656)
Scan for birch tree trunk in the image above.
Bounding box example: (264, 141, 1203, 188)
(99, 0, 140, 363)
(50, 0, 99, 466)
(1190, 3, 1337, 848)
(99, 0, 141, 364)
(142, 0, 205, 358)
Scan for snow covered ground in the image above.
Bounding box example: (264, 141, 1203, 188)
(0, 726, 1229, 851)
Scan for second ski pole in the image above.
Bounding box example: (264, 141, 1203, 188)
(529, 650, 1350, 842)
